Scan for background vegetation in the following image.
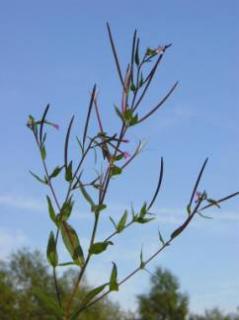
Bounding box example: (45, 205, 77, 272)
(1, 249, 238, 320)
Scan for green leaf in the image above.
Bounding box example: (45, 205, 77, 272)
(81, 283, 108, 306)
(47, 231, 58, 267)
(139, 202, 147, 218)
(79, 183, 95, 208)
(89, 241, 113, 255)
(50, 166, 63, 179)
(109, 217, 117, 230)
(114, 105, 124, 122)
(139, 72, 144, 87)
(136, 217, 154, 224)
(130, 82, 137, 92)
(29, 170, 48, 185)
(114, 154, 124, 161)
(40, 145, 46, 160)
(109, 262, 119, 291)
(46, 196, 57, 224)
(60, 221, 85, 267)
(110, 166, 122, 177)
(117, 210, 128, 233)
(60, 197, 74, 221)
(146, 48, 156, 57)
(135, 40, 140, 65)
(207, 198, 220, 208)
(186, 204, 191, 215)
(140, 247, 145, 269)
(122, 109, 138, 126)
(65, 161, 73, 182)
(91, 204, 107, 214)
(158, 228, 165, 245)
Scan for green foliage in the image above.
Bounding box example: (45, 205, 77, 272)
(47, 231, 58, 267)
(60, 222, 85, 266)
(137, 267, 188, 320)
(189, 308, 239, 320)
(0, 249, 127, 320)
(26, 23, 239, 319)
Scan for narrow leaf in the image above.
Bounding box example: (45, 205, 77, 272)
(61, 222, 85, 267)
(117, 210, 128, 232)
(60, 197, 73, 221)
(91, 204, 107, 214)
(29, 170, 48, 184)
(140, 247, 145, 269)
(109, 217, 117, 230)
(64, 116, 74, 168)
(81, 283, 108, 306)
(110, 166, 122, 177)
(109, 262, 119, 291)
(40, 145, 46, 160)
(89, 241, 113, 255)
(65, 161, 73, 182)
(47, 231, 58, 267)
(46, 196, 57, 224)
(79, 183, 95, 208)
(50, 166, 63, 179)
(158, 228, 165, 245)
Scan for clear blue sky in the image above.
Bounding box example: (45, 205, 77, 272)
(0, 0, 238, 315)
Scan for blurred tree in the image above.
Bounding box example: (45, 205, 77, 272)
(137, 267, 188, 320)
(0, 248, 125, 320)
(189, 308, 239, 320)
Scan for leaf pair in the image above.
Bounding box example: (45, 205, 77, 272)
(110, 210, 128, 233)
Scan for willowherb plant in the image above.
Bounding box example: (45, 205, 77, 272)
(27, 23, 239, 320)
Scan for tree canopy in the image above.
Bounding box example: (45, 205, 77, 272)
(137, 267, 188, 320)
(0, 248, 125, 320)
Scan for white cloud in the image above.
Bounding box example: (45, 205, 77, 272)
(0, 228, 28, 259)
(0, 194, 44, 211)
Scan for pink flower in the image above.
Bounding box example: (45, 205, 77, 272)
(52, 123, 60, 130)
(195, 192, 202, 203)
(123, 152, 130, 159)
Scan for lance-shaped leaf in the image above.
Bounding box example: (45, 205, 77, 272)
(122, 109, 138, 126)
(65, 161, 73, 182)
(135, 202, 155, 224)
(29, 170, 48, 185)
(158, 228, 165, 245)
(109, 262, 119, 291)
(207, 198, 221, 208)
(79, 183, 95, 210)
(46, 196, 57, 224)
(59, 197, 74, 221)
(114, 105, 124, 122)
(60, 221, 85, 267)
(50, 166, 63, 179)
(91, 204, 107, 214)
(116, 210, 128, 232)
(80, 283, 108, 306)
(135, 38, 140, 65)
(64, 116, 74, 169)
(140, 247, 145, 269)
(89, 241, 113, 255)
(109, 216, 117, 230)
(110, 165, 122, 177)
(40, 145, 46, 160)
(47, 231, 58, 267)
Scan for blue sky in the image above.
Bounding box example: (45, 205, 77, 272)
(0, 0, 238, 315)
